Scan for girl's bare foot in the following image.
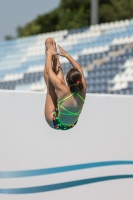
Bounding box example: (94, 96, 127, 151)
(45, 38, 59, 73)
(45, 38, 58, 60)
(45, 37, 53, 54)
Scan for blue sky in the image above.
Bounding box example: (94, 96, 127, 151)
(0, 0, 60, 41)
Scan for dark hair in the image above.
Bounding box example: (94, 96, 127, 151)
(66, 68, 83, 92)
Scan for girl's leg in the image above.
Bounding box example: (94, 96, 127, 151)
(44, 38, 57, 128)
(45, 38, 65, 84)
(44, 76, 57, 128)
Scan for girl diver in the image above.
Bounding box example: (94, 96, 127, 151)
(44, 38, 87, 130)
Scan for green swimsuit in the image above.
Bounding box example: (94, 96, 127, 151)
(53, 92, 85, 130)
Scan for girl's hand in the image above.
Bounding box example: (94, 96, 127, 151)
(57, 45, 68, 57)
(47, 44, 57, 56)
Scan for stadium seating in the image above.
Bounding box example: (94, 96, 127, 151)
(0, 19, 133, 94)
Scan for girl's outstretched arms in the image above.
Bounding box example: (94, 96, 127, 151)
(57, 45, 87, 90)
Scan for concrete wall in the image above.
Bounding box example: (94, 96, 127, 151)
(0, 90, 133, 199)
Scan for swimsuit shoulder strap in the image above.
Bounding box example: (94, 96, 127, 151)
(57, 91, 85, 116)
(76, 92, 85, 103)
(59, 104, 81, 115)
(58, 92, 85, 104)
(58, 92, 75, 104)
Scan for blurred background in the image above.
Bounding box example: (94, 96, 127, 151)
(0, 0, 133, 94)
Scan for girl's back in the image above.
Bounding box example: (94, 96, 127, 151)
(57, 87, 86, 125)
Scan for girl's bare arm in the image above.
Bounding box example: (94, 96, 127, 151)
(58, 45, 87, 90)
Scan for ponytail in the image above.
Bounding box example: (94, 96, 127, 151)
(66, 68, 83, 92)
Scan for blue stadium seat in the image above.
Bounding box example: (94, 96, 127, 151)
(0, 19, 133, 93)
